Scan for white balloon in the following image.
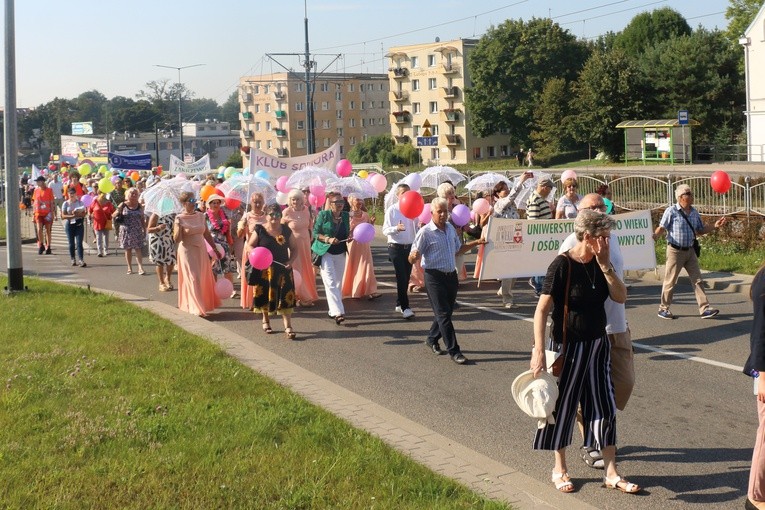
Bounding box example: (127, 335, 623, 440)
(403, 172, 422, 191)
(276, 191, 289, 205)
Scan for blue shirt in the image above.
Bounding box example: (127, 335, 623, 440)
(660, 204, 703, 248)
(411, 221, 461, 272)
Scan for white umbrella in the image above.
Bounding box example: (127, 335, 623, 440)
(285, 166, 336, 190)
(142, 179, 186, 216)
(325, 176, 378, 199)
(465, 172, 511, 193)
(218, 174, 276, 205)
(420, 165, 466, 189)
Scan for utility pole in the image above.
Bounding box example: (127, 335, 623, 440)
(4, 0, 24, 292)
(154, 63, 205, 161)
(266, 0, 340, 156)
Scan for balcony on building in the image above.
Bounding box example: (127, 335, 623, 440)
(392, 110, 411, 124)
(442, 109, 460, 122)
(276, 148, 288, 157)
(444, 134, 461, 145)
(275, 110, 287, 119)
(442, 86, 459, 99)
(441, 64, 461, 75)
(390, 67, 408, 79)
(274, 91, 286, 101)
(391, 90, 410, 102)
(394, 135, 411, 144)
(243, 129, 254, 138)
(275, 128, 288, 138)
(241, 93, 252, 102)
(241, 111, 253, 120)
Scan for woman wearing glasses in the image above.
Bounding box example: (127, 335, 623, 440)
(173, 191, 222, 317)
(246, 204, 298, 339)
(237, 192, 267, 310)
(556, 178, 582, 219)
(312, 191, 352, 324)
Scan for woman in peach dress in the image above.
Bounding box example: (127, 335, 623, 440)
(342, 194, 382, 300)
(173, 191, 222, 317)
(281, 189, 319, 306)
(237, 192, 267, 309)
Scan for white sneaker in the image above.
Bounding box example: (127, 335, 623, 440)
(504, 302, 515, 309)
(496, 288, 503, 297)
(395, 305, 403, 313)
(402, 308, 415, 319)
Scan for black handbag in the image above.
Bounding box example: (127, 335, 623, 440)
(311, 252, 322, 267)
(678, 209, 701, 257)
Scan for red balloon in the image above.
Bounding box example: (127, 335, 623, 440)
(398, 190, 424, 219)
(710, 170, 731, 194)
(225, 197, 241, 210)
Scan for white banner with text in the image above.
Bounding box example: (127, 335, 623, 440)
(168, 154, 211, 175)
(479, 210, 656, 281)
(247, 141, 340, 178)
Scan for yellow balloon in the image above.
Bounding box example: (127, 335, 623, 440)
(79, 163, 93, 175)
(99, 176, 114, 193)
(358, 170, 368, 179)
(79, 177, 87, 184)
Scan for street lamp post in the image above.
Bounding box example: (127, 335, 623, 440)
(154, 63, 205, 161)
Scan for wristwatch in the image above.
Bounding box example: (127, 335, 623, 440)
(601, 265, 615, 275)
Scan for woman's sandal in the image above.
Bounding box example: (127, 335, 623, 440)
(262, 320, 273, 334)
(285, 327, 297, 340)
(334, 315, 345, 325)
(581, 446, 604, 469)
(603, 475, 640, 494)
(552, 471, 575, 493)
(367, 293, 382, 300)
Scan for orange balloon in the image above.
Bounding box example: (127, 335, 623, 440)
(200, 184, 216, 202)
(129, 171, 140, 182)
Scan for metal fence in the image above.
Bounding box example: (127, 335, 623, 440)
(382, 169, 765, 218)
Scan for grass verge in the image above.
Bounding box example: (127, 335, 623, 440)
(0, 276, 509, 509)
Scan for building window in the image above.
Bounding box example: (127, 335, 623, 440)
(336, 110, 343, 119)
(253, 85, 260, 94)
(347, 83, 354, 92)
(297, 139, 305, 149)
(473, 147, 482, 159)
(296, 102, 304, 111)
(487, 146, 496, 158)
(320, 82, 329, 92)
(349, 118, 356, 127)
(267, 140, 272, 149)
(295, 83, 303, 92)
(428, 54, 436, 67)
(335, 92, 342, 100)
(411, 56, 419, 68)
(322, 120, 331, 129)
(432, 125, 439, 136)
(431, 148, 439, 160)
(349, 101, 355, 110)
(500, 145, 508, 156)
(350, 136, 357, 145)
(297, 120, 305, 130)
(361, 118, 366, 127)
(255, 122, 261, 131)
(254, 104, 260, 113)
(412, 79, 420, 91)
(380, 83, 385, 91)
(369, 118, 376, 126)
(429, 101, 438, 113)
(378, 117, 385, 126)
(263, 85, 270, 94)
(256, 141, 261, 149)
(265, 104, 271, 113)
(413, 125, 420, 136)
(412, 102, 421, 114)
(324, 138, 330, 147)
(266, 121, 272, 131)
(322, 101, 330, 110)
(360, 101, 365, 110)
(337, 128, 343, 137)
(428, 78, 437, 90)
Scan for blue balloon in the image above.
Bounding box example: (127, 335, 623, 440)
(254, 170, 270, 180)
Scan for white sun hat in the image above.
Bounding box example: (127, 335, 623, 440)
(511, 370, 559, 429)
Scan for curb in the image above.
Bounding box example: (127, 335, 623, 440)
(626, 266, 753, 297)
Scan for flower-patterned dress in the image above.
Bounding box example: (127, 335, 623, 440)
(206, 208, 236, 277)
(149, 214, 177, 265)
(247, 224, 296, 315)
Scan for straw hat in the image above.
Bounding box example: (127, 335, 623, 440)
(206, 194, 225, 206)
(511, 370, 559, 429)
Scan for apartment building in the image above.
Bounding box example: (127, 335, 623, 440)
(742, 4, 765, 162)
(238, 72, 390, 159)
(387, 38, 511, 165)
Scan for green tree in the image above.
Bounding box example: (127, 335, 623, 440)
(613, 8, 692, 56)
(530, 78, 574, 156)
(570, 49, 647, 159)
(464, 18, 589, 146)
(223, 149, 243, 168)
(346, 135, 395, 164)
(186, 98, 222, 123)
(221, 91, 241, 125)
(639, 29, 744, 147)
(726, 0, 764, 42)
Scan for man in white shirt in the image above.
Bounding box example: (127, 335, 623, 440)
(48, 173, 64, 213)
(382, 183, 417, 319)
(558, 193, 634, 470)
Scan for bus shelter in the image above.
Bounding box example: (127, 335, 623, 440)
(616, 119, 700, 164)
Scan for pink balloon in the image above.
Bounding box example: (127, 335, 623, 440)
(309, 184, 325, 197)
(366, 172, 377, 180)
(451, 204, 471, 227)
(560, 170, 577, 182)
(418, 205, 432, 224)
(352, 222, 375, 243)
(370, 173, 387, 193)
(276, 175, 289, 193)
(175, 173, 187, 180)
(214, 278, 234, 299)
(292, 268, 303, 289)
(249, 246, 273, 270)
(308, 193, 320, 208)
(336, 159, 352, 177)
(472, 198, 491, 216)
(206, 241, 224, 258)
(81, 194, 94, 208)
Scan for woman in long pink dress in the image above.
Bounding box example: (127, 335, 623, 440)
(173, 191, 222, 317)
(342, 194, 382, 299)
(281, 189, 319, 306)
(237, 192, 267, 309)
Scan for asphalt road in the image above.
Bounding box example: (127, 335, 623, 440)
(3, 228, 757, 510)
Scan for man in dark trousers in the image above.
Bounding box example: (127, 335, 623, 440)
(382, 183, 417, 319)
(409, 197, 485, 365)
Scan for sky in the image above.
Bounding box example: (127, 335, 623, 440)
(0, 0, 729, 109)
